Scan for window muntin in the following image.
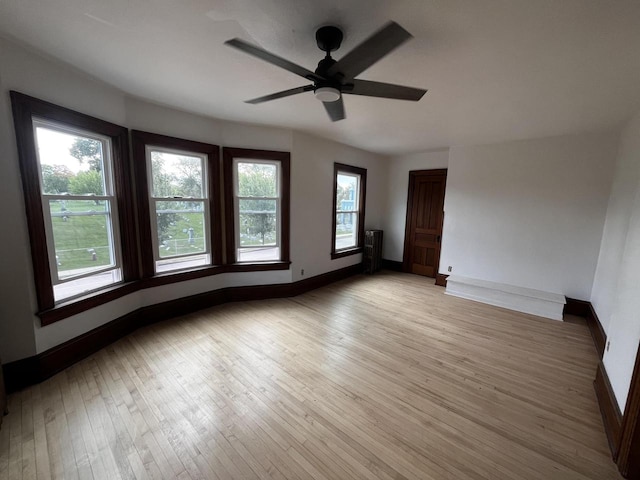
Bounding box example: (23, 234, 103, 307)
(234, 159, 281, 262)
(33, 119, 123, 302)
(146, 147, 211, 273)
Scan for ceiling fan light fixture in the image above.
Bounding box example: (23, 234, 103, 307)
(314, 87, 341, 103)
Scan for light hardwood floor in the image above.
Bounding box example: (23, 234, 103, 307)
(0, 272, 621, 479)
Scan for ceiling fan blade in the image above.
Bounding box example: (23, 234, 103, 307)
(327, 22, 412, 80)
(246, 85, 314, 104)
(225, 38, 325, 83)
(345, 79, 426, 101)
(323, 97, 345, 122)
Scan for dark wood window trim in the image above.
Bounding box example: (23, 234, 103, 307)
(131, 130, 222, 280)
(38, 282, 139, 326)
(222, 147, 291, 270)
(10, 91, 138, 322)
(331, 162, 367, 260)
(221, 262, 291, 273)
(331, 248, 364, 260)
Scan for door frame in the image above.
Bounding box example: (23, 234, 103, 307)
(613, 342, 640, 477)
(402, 169, 448, 274)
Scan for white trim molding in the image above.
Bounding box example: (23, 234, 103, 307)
(445, 275, 566, 321)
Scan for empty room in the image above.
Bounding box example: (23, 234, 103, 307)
(1, 1, 640, 479)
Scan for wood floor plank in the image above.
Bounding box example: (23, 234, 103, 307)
(0, 272, 622, 479)
(6, 394, 22, 480)
(20, 389, 36, 480)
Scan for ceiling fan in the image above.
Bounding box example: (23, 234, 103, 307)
(225, 22, 427, 122)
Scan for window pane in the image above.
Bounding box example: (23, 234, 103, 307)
(49, 199, 116, 279)
(237, 162, 277, 197)
(35, 126, 107, 195)
(150, 151, 204, 198)
(238, 199, 276, 247)
(155, 200, 207, 258)
(335, 212, 357, 250)
(336, 173, 358, 211)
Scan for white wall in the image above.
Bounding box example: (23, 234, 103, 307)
(382, 149, 449, 261)
(0, 37, 385, 362)
(591, 113, 640, 334)
(439, 133, 618, 300)
(125, 97, 292, 152)
(290, 132, 387, 282)
(598, 110, 640, 411)
(0, 46, 36, 363)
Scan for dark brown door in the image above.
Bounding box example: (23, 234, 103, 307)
(403, 170, 447, 277)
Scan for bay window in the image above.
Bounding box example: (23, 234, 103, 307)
(11, 92, 290, 325)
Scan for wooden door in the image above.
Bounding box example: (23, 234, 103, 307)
(403, 170, 447, 277)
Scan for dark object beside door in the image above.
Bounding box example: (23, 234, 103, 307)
(364, 230, 383, 274)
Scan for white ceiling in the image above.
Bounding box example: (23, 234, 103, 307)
(1, 0, 639, 155)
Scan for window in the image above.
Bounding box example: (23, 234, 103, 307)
(332, 163, 367, 259)
(223, 148, 290, 268)
(234, 161, 279, 262)
(11, 91, 137, 318)
(148, 149, 210, 272)
(34, 121, 123, 300)
(132, 131, 221, 278)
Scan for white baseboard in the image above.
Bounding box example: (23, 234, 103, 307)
(445, 275, 566, 321)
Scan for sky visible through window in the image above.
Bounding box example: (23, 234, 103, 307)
(35, 127, 92, 174)
(337, 173, 357, 193)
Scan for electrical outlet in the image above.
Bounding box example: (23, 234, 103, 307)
(448, 266, 452, 272)
(301, 269, 305, 276)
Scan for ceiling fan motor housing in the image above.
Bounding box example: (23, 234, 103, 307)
(315, 56, 339, 81)
(316, 26, 343, 53)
